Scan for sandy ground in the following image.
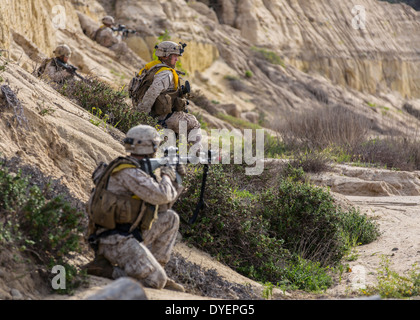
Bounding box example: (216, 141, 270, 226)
(326, 195, 420, 297)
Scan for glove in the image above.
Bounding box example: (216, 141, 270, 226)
(176, 163, 186, 177)
(160, 165, 176, 181)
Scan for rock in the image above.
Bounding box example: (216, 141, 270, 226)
(76, 11, 100, 40)
(241, 111, 259, 124)
(189, 1, 218, 23)
(10, 288, 23, 300)
(86, 277, 148, 300)
(221, 103, 240, 118)
(0, 288, 12, 300)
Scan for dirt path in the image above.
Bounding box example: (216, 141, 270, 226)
(326, 195, 420, 297)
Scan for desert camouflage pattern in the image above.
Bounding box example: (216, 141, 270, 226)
(136, 69, 203, 147)
(95, 26, 120, 48)
(94, 26, 139, 63)
(136, 70, 174, 114)
(95, 161, 181, 289)
(155, 41, 184, 58)
(42, 59, 74, 83)
(97, 209, 179, 289)
(106, 165, 178, 205)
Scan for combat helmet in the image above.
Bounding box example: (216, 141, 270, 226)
(102, 16, 115, 26)
(123, 125, 162, 155)
(53, 44, 72, 58)
(154, 41, 186, 58)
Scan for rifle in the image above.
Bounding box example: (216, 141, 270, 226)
(111, 24, 136, 38)
(55, 58, 85, 80)
(140, 146, 217, 224)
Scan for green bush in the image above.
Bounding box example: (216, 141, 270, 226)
(260, 179, 346, 265)
(175, 163, 379, 291)
(281, 255, 333, 292)
(0, 157, 85, 292)
(245, 70, 253, 78)
(338, 207, 381, 248)
(176, 164, 291, 283)
(250, 47, 285, 67)
(57, 77, 157, 134)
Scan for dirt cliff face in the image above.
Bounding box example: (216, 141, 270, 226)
(205, 0, 420, 98)
(2, 0, 420, 98)
(2, 0, 420, 301)
(1, 0, 420, 199)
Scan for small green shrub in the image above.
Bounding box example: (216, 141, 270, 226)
(20, 191, 83, 257)
(250, 47, 285, 67)
(176, 164, 291, 284)
(57, 77, 157, 134)
(338, 207, 380, 248)
(245, 70, 253, 78)
(0, 157, 85, 293)
(260, 179, 346, 265)
(280, 255, 333, 292)
(362, 256, 420, 298)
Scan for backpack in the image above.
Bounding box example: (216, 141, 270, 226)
(128, 61, 184, 116)
(35, 58, 55, 78)
(128, 63, 165, 102)
(86, 157, 158, 236)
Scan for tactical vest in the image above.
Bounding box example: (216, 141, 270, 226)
(86, 157, 158, 237)
(36, 58, 59, 78)
(93, 25, 106, 42)
(128, 61, 186, 117)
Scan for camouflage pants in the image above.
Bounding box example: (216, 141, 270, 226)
(97, 210, 179, 289)
(163, 112, 202, 147)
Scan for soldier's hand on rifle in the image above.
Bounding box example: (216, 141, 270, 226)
(176, 163, 186, 177)
(161, 165, 176, 182)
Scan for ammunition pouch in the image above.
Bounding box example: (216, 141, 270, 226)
(128, 75, 143, 100)
(140, 203, 159, 231)
(152, 93, 173, 116)
(151, 89, 187, 116)
(172, 96, 187, 112)
(91, 188, 143, 230)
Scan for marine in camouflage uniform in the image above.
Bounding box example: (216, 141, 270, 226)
(94, 16, 139, 64)
(132, 41, 202, 149)
(37, 45, 75, 83)
(86, 125, 185, 291)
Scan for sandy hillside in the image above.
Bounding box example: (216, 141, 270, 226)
(1, 58, 420, 300)
(1, 0, 420, 301)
